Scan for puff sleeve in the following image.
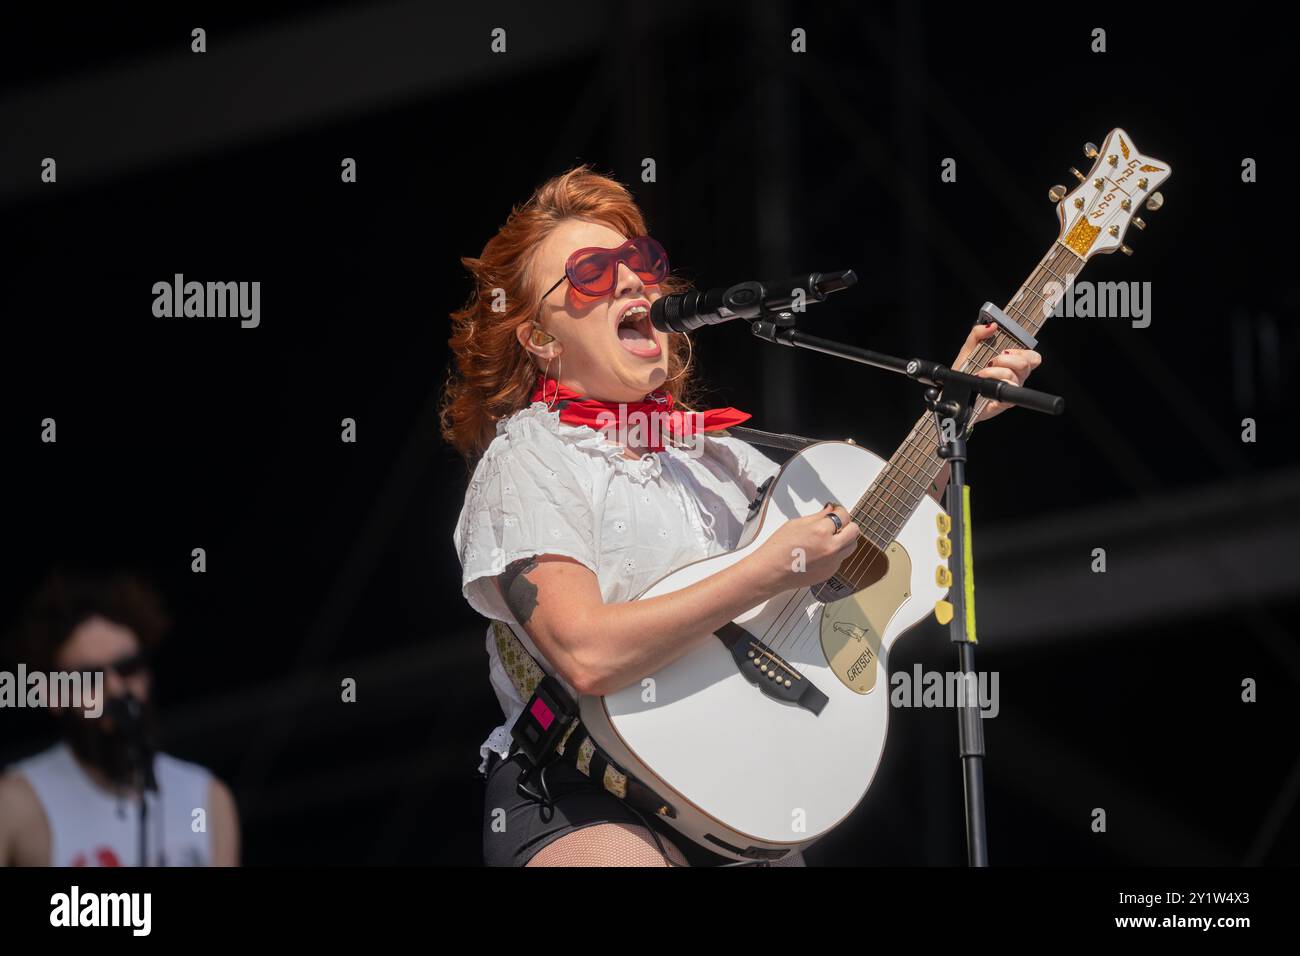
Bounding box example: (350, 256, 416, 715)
(453, 433, 601, 625)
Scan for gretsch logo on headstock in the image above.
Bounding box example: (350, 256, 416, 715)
(1063, 138, 1167, 256)
(1089, 158, 1144, 221)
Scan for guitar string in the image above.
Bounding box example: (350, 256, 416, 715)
(836, 247, 1067, 564)
(810, 259, 1065, 624)
(755, 242, 1085, 659)
(774, 189, 1127, 650)
(811, 248, 1067, 599)
(751, 219, 1114, 660)
(836, 242, 1076, 565)
(767, 219, 1117, 657)
(821, 163, 1130, 582)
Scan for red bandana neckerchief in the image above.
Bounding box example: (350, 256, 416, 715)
(530, 374, 751, 452)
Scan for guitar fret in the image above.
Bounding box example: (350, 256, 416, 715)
(891, 453, 932, 500)
(860, 492, 911, 530)
(888, 444, 933, 489)
(857, 470, 930, 538)
(868, 484, 913, 521)
(874, 457, 929, 510)
(883, 452, 930, 498)
(859, 486, 910, 528)
(857, 496, 909, 535)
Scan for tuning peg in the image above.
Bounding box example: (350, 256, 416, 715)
(1144, 192, 1164, 212)
(1069, 167, 1085, 183)
(1049, 184, 1068, 203)
(1132, 217, 1146, 230)
(1084, 142, 1099, 159)
(1119, 244, 1133, 256)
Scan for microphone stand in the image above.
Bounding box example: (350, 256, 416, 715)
(750, 306, 1063, 866)
(135, 753, 158, 868)
(114, 696, 159, 867)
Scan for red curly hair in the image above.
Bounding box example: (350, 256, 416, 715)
(439, 165, 704, 467)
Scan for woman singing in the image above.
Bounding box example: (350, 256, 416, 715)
(441, 166, 1040, 867)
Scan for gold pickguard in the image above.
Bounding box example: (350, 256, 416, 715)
(820, 541, 911, 693)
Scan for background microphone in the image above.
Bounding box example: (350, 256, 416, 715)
(650, 269, 857, 333)
(108, 693, 159, 792)
(107, 693, 142, 726)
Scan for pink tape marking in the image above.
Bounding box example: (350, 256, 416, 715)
(530, 696, 554, 731)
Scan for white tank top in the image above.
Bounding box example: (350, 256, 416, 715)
(11, 742, 214, 867)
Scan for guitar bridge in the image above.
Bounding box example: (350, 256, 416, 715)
(715, 622, 828, 715)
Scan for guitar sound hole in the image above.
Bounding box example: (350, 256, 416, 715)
(814, 539, 889, 602)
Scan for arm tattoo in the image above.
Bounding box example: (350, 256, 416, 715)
(500, 556, 541, 625)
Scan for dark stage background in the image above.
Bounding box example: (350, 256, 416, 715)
(2, 1, 1296, 866)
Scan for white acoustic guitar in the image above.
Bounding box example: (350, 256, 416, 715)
(575, 128, 1172, 862)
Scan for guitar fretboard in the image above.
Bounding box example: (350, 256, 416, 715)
(849, 241, 1085, 555)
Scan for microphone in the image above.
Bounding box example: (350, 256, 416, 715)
(650, 269, 856, 333)
(108, 693, 159, 793)
(107, 693, 142, 726)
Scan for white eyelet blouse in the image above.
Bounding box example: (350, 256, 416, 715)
(453, 400, 782, 774)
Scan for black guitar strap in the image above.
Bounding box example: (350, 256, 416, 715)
(721, 424, 823, 453)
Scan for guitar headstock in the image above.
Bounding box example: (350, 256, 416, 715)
(1051, 128, 1172, 260)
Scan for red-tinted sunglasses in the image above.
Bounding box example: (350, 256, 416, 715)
(542, 235, 669, 300)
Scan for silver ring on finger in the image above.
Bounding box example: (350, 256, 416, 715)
(826, 512, 843, 534)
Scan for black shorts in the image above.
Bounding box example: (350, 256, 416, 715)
(481, 749, 737, 867)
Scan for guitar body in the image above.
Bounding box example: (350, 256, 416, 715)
(577, 439, 952, 861)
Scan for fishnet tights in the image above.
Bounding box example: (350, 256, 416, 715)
(524, 822, 807, 867)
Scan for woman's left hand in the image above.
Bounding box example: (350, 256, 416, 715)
(952, 321, 1043, 422)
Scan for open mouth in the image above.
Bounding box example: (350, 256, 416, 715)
(615, 303, 661, 357)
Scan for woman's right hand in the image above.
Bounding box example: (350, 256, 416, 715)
(749, 503, 861, 593)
